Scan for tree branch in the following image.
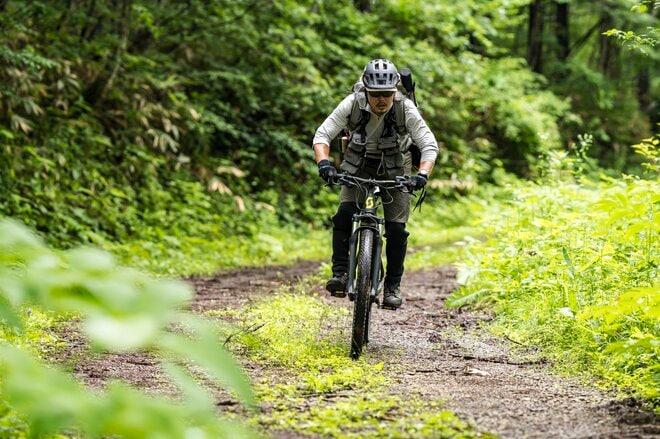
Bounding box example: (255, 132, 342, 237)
(448, 352, 547, 365)
(223, 323, 265, 347)
(569, 18, 604, 57)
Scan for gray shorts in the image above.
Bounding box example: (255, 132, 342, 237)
(339, 152, 412, 223)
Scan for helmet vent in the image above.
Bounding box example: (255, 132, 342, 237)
(362, 58, 399, 90)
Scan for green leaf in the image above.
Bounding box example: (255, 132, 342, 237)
(562, 247, 575, 279)
(161, 362, 215, 415)
(67, 248, 116, 273)
(0, 128, 15, 139)
(445, 288, 492, 308)
(157, 315, 256, 409)
(140, 278, 193, 310)
(0, 295, 22, 330)
(0, 219, 44, 254)
(0, 346, 88, 437)
(84, 314, 160, 351)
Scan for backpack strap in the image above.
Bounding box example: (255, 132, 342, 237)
(348, 98, 370, 132)
(348, 95, 362, 131)
(392, 92, 407, 135)
(348, 86, 370, 140)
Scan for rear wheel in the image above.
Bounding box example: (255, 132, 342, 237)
(350, 229, 373, 359)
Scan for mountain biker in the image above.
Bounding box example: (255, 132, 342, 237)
(312, 58, 439, 309)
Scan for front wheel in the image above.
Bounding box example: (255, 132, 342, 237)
(350, 229, 374, 359)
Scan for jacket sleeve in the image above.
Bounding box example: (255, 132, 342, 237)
(404, 100, 438, 164)
(312, 94, 355, 147)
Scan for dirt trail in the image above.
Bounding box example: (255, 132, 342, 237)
(366, 267, 658, 438)
(60, 262, 659, 438)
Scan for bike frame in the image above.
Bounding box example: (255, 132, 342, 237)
(331, 174, 413, 358)
(335, 174, 410, 306)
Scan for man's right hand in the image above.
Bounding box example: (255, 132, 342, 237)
(317, 159, 338, 183)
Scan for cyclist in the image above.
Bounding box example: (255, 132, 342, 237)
(312, 58, 439, 309)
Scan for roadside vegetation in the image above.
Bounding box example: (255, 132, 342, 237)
(447, 160, 659, 406)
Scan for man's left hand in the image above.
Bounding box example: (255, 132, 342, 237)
(409, 173, 428, 190)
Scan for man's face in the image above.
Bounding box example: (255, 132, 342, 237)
(367, 90, 395, 115)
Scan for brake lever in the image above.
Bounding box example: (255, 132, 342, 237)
(335, 176, 356, 188)
(394, 175, 415, 193)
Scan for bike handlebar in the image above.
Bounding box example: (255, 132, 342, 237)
(331, 173, 414, 192)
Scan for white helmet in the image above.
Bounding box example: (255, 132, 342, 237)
(362, 59, 399, 91)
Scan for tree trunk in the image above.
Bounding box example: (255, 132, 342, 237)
(83, 0, 132, 107)
(598, 12, 619, 77)
(555, 1, 569, 61)
(57, 0, 74, 32)
(637, 68, 651, 113)
(79, 0, 98, 41)
(640, 1, 657, 125)
(527, 0, 545, 73)
(354, 0, 370, 12)
(0, 0, 8, 12)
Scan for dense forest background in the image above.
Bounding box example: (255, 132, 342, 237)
(1, 0, 658, 247)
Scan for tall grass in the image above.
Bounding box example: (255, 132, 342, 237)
(447, 177, 659, 404)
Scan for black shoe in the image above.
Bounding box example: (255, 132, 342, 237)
(382, 285, 402, 309)
(326, 273, 348, 298)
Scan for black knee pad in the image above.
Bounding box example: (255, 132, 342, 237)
(384, 221, 409, 285)
(332, 202, 358, 232)
(385, 221, 409, 241)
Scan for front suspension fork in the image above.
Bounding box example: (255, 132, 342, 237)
(346, 217, 384, 302)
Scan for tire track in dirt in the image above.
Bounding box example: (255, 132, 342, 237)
(58, 262, 658, 438)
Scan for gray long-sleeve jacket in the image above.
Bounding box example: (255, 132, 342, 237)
(312, 92, 439, 164)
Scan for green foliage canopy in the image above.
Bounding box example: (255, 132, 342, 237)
(0, 0, 586, 247)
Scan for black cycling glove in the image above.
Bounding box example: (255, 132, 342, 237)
(409, 173, 428, 190)
(317, 159, 338, 183)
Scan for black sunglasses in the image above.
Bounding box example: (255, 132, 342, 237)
(367, 90, 395, 98)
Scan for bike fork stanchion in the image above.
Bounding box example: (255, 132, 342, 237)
(370, 221, 384, 305)
(364, 221, 383, 346)
(346, 218, 360, 301)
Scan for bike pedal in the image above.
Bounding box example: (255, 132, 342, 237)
(380, 304, 398, 311)
(330, 291, 347, 298)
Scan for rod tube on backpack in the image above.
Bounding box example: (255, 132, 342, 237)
(400, 68, 413, 93)
(399, 67, 417, 107)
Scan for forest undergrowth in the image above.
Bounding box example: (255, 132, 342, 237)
(452, 179, 658, 405)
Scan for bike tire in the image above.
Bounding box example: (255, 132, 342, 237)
(350, 229, 373, 359)
(365, 258, 384, 345)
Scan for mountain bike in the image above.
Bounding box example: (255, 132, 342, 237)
(331, 173, 414, 359)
